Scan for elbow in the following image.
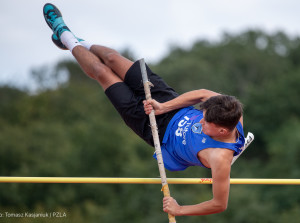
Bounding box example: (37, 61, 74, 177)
(213, 201, 228, 213)
(198, 89, 209, 95)
(219, 204, 228, 213)
(196, 89, 209, 102)
(198, 89, 220, 102)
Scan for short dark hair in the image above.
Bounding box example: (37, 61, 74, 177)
(199, 95, 243, 131)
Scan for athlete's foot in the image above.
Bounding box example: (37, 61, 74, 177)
(43, 3, 71, 39)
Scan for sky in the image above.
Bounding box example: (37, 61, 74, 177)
(1, 0, 300, 89)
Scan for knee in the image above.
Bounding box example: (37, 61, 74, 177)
(90, 63, 111, 80)
(105, 51, 121, 65)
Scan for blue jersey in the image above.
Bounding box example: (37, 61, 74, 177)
(153, 106, 245, 171)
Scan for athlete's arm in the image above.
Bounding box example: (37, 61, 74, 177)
(143, 89, 220, 115)
(162, 150, 232, 216)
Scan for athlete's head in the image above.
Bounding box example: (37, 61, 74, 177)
(199, 95, 243, 132)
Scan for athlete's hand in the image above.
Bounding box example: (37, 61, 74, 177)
(163, 196, 181, 216)
(143, 99, 165, 115)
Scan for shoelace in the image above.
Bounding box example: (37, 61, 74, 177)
(46, 10, 59, 22)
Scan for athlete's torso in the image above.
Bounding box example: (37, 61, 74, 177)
(153, 107, 245, 171)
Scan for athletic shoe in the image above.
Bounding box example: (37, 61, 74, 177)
(51, 34, 67, 50)
(51, 34, 85, 50)
(43, 3, 70, 38)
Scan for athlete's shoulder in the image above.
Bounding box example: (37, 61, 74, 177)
(209, 148, 234, 166)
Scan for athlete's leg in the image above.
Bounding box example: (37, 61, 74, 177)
(90, 45, 133, 81)
(43, 3, 122, 90)
(71, 45, 122, 90)
(43, 3, 133, 82)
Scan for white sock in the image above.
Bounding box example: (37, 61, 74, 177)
(60, 31, 82, 52)
(80, 40, 93, 50)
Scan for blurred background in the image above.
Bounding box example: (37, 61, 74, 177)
(1, 0, 300, 222)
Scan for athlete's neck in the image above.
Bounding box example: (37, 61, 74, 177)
(211, 129, 238, 143)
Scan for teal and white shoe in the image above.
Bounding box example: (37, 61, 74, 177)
(44, 3, 84, 50)
(43, 3, 70, 38)
(51, 33, 67, 50)
(51, 34, 85, 50)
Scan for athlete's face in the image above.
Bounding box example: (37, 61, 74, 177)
(200, 111, 224, 137)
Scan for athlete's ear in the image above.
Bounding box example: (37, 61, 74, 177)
(219, 128, 228, 135)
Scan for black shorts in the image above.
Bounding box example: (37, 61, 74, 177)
(105, 61, 179, 146)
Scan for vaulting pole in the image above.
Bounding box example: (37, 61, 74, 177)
(139, 58, 176, 223)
